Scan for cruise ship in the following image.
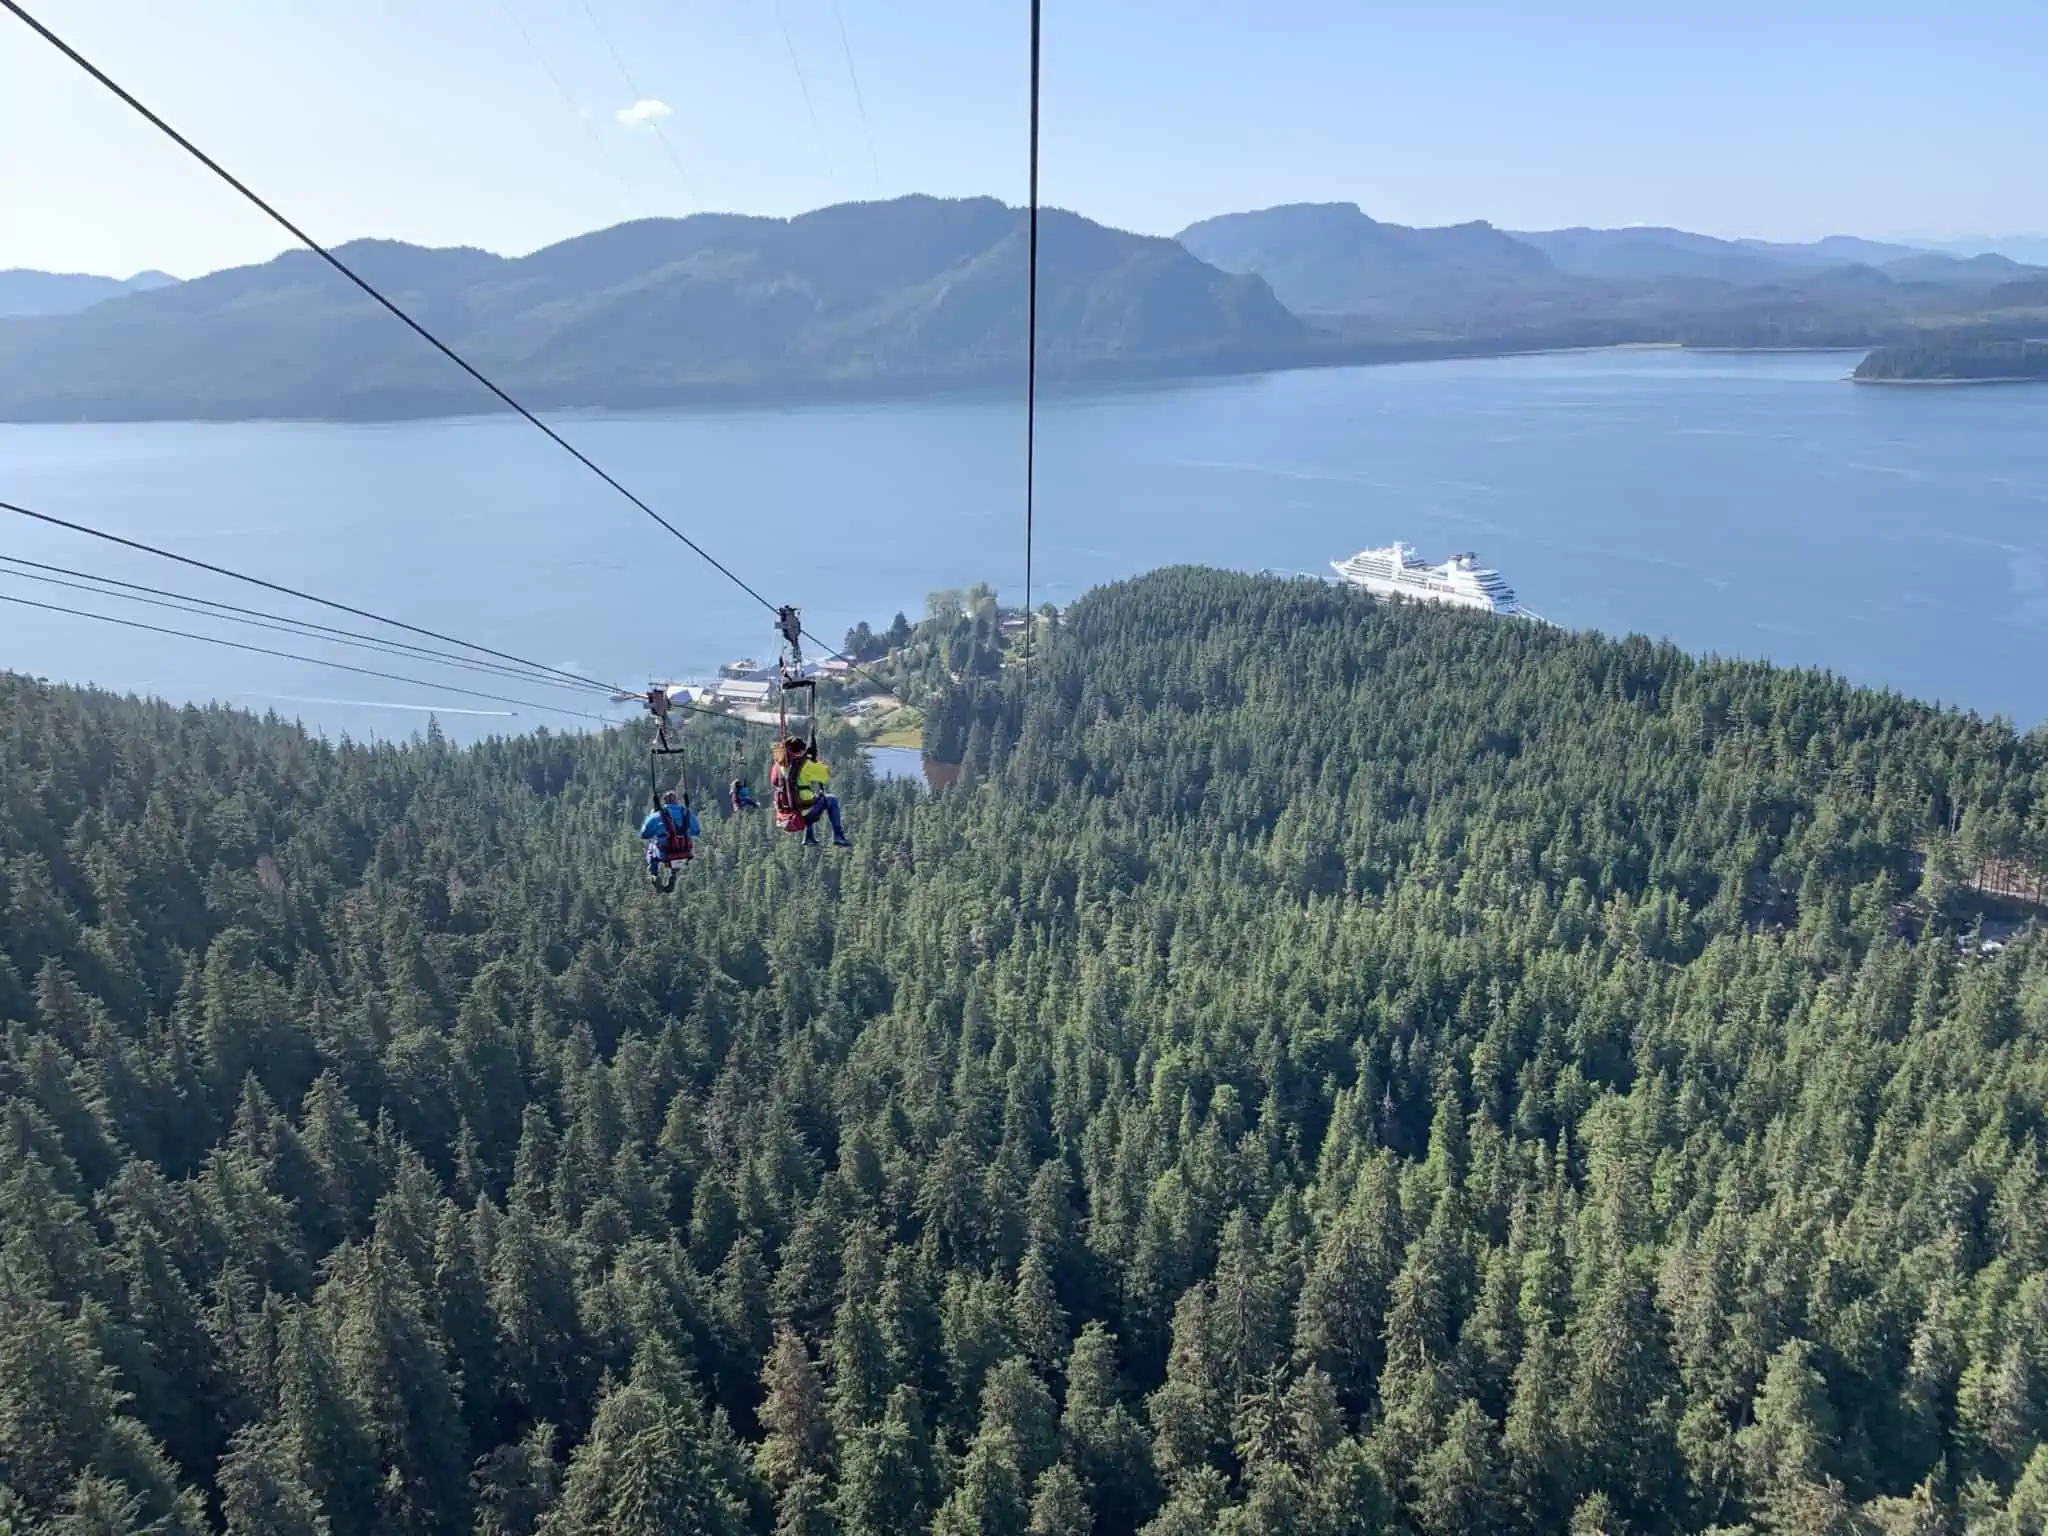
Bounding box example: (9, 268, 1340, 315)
(1330, 543, 1536, 617)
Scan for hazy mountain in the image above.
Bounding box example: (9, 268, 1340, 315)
(1176, 202, 1556, 316)
(1506, 227, 1963, 285)
(1917, 235, 2048, 266)
(0, 268, 178, 318)
(1182, 210, 2025, 312)
(1176, 206, 2048, 356)
(1880, 251, 2036, 287)
(1508, 225, 1799, 284)
(1737, 234, 1930, 267)
(0, 197, 1311, 422)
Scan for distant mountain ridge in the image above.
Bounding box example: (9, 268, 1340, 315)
(1509, 225, 1981, 284)
(0, 268, 178, 318)
(0, 198, 1310, 421)
(1171, 203, 2048, 355)
(1918, 235, 2048, 266)
(1184, 203, 2043, 298)
(1178, 202, 1555, 316)
(10, 196, 2048, 422)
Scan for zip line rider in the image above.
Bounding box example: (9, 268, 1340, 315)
(640, 789, 700, 883)
(772, 734, 849, 847)
(646, 684, 676, 752)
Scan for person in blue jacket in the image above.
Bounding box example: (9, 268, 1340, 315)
(640, 790, 700, 885)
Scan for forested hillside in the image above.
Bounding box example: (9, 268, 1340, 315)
(0, 199, 1307, 422)
(5, 569, 2048, 1535)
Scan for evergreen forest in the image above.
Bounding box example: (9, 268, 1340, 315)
(5, 568, 2048, 1536)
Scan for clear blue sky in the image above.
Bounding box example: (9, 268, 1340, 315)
(4, 0, 2043, 278)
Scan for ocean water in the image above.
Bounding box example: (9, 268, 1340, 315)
(4, 349, 2046, 743)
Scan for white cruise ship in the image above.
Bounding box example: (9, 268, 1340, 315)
(1331, 543, 1536, 617)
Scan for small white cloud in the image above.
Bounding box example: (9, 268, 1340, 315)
(616, 99, 673, 127)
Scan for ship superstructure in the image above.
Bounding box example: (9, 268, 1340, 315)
(1331, 542, 1533, 616)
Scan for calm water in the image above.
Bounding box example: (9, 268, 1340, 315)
(4, 350, 2046, 742)
(862, 746, 928, 785)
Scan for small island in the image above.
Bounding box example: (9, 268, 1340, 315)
(1853, 336, 2048, 383)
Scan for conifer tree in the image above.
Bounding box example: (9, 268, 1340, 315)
(1410, 1398, 1506, 1536)
(1026, 1465, 1091, 1536)
(322, 1239, 470, 1535)
(759, 1325, 835, 1491)
(835, 1387, 938, 1536)
(1012, 1247, 1068, 1377)
(473, 1422, 562, 1536)
(218, 1420, 328, 1536)
(275, 1309, 380, 1536)
(978, 1356, 1061, 1484)
(932, 1433, 1030, 1536)
(1062, 1323, 1155, 1536)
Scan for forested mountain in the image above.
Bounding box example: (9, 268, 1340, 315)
(0, 199, 1308, 422)
(11, 196, 2048, 422)
(1176, 204, 1557, 316)
(6, 569, 2048, 1535)
(1174, 204, 2048, 354)
(0, 268, 178, 319)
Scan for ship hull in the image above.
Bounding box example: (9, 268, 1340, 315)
(1331, 566, 1525, 615)
(1337, 570, 1504, 613)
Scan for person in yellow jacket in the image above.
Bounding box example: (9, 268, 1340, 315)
(771, 736, 850, 847)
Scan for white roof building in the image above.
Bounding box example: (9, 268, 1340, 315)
(710, 679, 773, 706)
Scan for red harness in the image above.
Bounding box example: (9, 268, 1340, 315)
(770, 765, 806, 834)
(656, 805, 693, 862)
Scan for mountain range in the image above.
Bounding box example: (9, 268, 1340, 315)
(4, 196, 2046, 421)
(1177, 203, 2048, 326)
(0, 267, 178, 319)
(0, 199, 1313, 421)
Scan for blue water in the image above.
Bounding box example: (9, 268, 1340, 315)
(4, 349, 2046, 742)
(862, 746, 928, 785)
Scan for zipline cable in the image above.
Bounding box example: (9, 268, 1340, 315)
(0, 592, 615, 723)
(773, 0, 834, 179)
(1022, 0, 1041, 668)
(0, 1, 779, 616)
(573, 0, 699, 199)
(0, 498, 624, 696)
(0, 0, 890, 693)
(495, 0, 646, 214)
(0, 554, 607, 694)
(831, 0, 881, 188)
(0, 518, 783, 731)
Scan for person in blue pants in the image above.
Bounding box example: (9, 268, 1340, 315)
(640, 790, 700, 883)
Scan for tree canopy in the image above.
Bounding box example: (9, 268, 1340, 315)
(3, 566, 2047, 1534)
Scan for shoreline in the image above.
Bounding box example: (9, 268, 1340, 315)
(1687, 345, 1872, 355)
(1852, 374, 2048, 387)
(0, 342, 1882, 429)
